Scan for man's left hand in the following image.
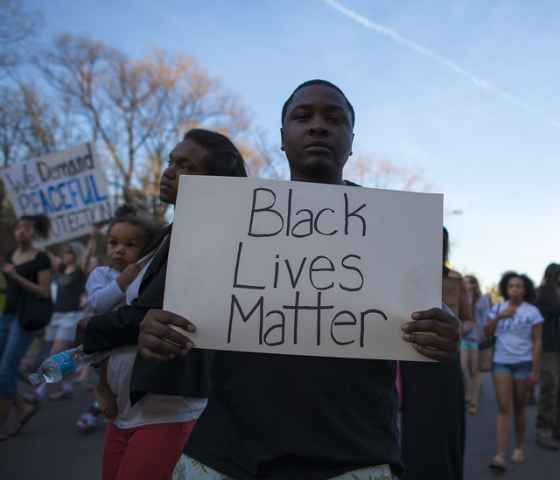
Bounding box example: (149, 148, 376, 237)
(402, 307, 460, 361)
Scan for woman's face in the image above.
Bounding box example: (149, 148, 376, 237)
(507, 276, 525, 302)
(464, 277, 476, 297)
(61, 247, 77, 267)
(14, 220, 35, 245)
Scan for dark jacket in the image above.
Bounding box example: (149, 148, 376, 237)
(537, 286, 560, 353)
(83, 225, 212, 403)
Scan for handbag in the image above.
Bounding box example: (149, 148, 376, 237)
(18, 291, 54, 332)
(479, 304, 499, 372)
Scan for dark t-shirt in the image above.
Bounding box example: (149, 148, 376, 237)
(185, 352, 402, 479)
(54, 269, 86, 312)
(4, 251, 51, 314)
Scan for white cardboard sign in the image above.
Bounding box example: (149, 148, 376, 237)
(0, 143, 112, 246)
(164, 176, 443, 361)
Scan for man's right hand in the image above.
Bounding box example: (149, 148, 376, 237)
(138, 309, 196, 361)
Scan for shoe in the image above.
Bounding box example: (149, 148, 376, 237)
(511, 449, 524, 464)
(76, 412, 97, 433)
(49, 383, 73, 401)
(536, 432, 560, 450)
(489, 454, 507, 472)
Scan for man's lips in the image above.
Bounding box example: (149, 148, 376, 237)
(304, 143, 333, 153)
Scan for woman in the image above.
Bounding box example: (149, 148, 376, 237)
(485, 272, 543, 471)
(0, 215, 51, 440)
(535, 263, 560, 450)
(462, 275, 492, 414)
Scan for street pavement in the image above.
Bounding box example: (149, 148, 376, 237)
(1, 373, 559, 479)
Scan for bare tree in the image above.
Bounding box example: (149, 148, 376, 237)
(0, 0, 42, 76)
(36, 34, 257, 214)
(347, 153, 433, 192)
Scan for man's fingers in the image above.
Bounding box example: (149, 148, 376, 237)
(410, 308, 442, 321)
(139, 332, 185, 357)
(403, 331, 456, 351)
(142, 321, 191, 347)
(402, 318, 456, 339)
(139, 347, 171, 361)
(412, 344, 455, 362)
(150, 309, 196, 333)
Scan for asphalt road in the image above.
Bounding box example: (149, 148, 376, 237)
(1, 374, 558, 479)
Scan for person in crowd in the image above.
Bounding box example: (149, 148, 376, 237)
(0, 215, 51, 440)
(81, 128, 248, 480)
(32, 242, 87, 401)
(76, 204, 158, 432)
(400, 226, 469, 480)
(129, 80, 461, 480)
(535, 263, 560, 450)
(485, 271, 543, 471)
(463, 274, 493, 415)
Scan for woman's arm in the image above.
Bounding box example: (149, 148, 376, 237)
(2, 264, 51, 298)
(459, 281, 475, 336)
(530, 323, 543, 384)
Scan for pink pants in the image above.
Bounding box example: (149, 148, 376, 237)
(102, 420, 196, 480)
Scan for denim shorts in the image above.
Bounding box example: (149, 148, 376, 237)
(492, 361, 532, 379)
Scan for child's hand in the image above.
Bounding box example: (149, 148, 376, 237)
(116, 263, 142, 291)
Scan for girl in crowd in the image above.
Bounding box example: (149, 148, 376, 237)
(0, 215, 51, 440)
(36, 242, 87, 401)
(77, 205, 155, 432)
(462, 275, 492, 415)
(486, 271, 543, 471)
(535, 263, 560, 450)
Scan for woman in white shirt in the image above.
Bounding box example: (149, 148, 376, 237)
(485, 271, 543, 471)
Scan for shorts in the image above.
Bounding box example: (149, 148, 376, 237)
(460, 339, 478, 350)
(45, 311, 83, 343)
(492, 361, 532, 380)
(173, 456, 396, 480)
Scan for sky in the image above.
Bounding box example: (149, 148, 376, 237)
(26, 0, 559, 289)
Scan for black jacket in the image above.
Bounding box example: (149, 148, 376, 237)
(83, 225, 212, 403)
(537, 286, 560, 353)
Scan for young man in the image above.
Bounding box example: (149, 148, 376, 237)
(138, 80, 461, 480)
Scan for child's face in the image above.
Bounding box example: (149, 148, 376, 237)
(107, 222, 145, 271)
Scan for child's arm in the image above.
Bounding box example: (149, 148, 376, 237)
(86, 268, 126, 314)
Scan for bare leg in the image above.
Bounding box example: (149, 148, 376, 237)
(493, 373, 513, 456)
(470, 349, 481, 409)
(513, 378, 529, 450)
(461, 348, 471, 403)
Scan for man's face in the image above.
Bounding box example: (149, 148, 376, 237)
(281, 84, 354, 181)
(159, 139, 210, 204)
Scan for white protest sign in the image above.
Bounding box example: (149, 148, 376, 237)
(164, 176, 443, 361)
(0, 143, 112, 246)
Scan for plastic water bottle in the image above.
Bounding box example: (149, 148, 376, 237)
(28, 346, 107, 386)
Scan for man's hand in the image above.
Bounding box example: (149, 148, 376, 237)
(138, 309, 196, 361)
(402, 307, 460, 361)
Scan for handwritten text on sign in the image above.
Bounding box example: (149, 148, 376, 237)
(164, 176, 443, 361)
(0, 143, 111, 246)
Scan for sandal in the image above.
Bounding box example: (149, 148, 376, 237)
(511, 448, 524, 464)
(489, 454, 507, 472)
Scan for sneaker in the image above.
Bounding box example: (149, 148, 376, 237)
(489, 454, 507, 472)
(76, 413, 97, 433)
(511, 448, 524, 464)
(536, 431, 560, 450)
(49, 382, 73, 401)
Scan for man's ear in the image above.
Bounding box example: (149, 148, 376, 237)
(280, 127, 285, 151)
(349, 132, 355, 156)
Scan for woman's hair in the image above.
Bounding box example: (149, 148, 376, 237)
(183, 129, 248, 178)
(464, 274, 481, 303)
(541, 263, 560, 288)
(19, 215, 51, 239)
(107, 204, 160, 249)
(498, 271, 536, 304)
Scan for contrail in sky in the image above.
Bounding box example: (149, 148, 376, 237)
(321, 0, 560, 129)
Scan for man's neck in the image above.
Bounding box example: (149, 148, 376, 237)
(290, 171, 344, 185)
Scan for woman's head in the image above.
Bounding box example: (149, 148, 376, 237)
(442, 226, 449, 272)
(499, 271, 536, 304)
(14, 215, 50, 245)
(541, 263, 560, 288)
(160, 129, 247, 204)
(464, 275, 481, 301)
(60, 242, 84, 268)
(106, 205, 159, 272)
